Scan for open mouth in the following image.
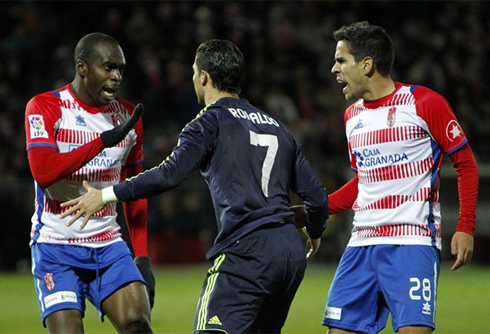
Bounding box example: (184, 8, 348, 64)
(337, 79, 348, 94)
(102, 87, 117, 99)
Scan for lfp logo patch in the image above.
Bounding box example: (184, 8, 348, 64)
(29, 115, 48, 138)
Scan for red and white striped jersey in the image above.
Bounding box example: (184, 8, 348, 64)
(25, 84, 142, 247)
(345, 82, 467, 249)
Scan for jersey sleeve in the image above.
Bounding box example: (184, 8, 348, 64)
(413, 86, 467, 154)
(448, 144, 479, 235)
(413, 87, 478, 235)
(290, 139, 328, 239)
(113, 107, 217, 201)
(25, 94, 62, 150)
(25, 93, 105, 188)
(328, 175, 359, 215)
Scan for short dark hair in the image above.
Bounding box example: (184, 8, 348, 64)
(195, 39, 244, 94)
(74, 32, 120, 65)
(333, 21, 394, 76)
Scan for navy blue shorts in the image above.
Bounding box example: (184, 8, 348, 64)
(323, 245, 440, 333)
(31, 241, 144, 324)
(194, 223, 306, 333)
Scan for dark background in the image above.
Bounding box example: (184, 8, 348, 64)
(1, 0, 489, 271)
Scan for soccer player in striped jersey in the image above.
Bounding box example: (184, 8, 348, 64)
(323, 22, 479, 334)
(61, 39, 329, 333)
(25, 33, 153, 333)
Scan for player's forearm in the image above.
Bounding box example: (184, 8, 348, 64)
(449, 144, 479, 235)
(113, 142, 202, 202)
(328, 176, 359, 215)
(28, 138, 105, 188)
(303, 187, 329, 239)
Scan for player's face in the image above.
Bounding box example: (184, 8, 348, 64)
(331, 40, 366, 100)
(81, 42, 126, 106)
(192, 60, 205, 105)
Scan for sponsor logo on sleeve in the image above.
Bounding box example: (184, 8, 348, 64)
(29, 115, 48, 138)
(445, 120, 462, 142)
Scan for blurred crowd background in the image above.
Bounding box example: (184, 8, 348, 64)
(1, 1, 489, 270)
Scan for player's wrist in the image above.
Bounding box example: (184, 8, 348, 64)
(101, 186, 119, 204)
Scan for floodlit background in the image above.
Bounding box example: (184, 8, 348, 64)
(1, 0, 490, 332)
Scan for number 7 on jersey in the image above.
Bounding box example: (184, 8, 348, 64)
(249, 130, 278, 197)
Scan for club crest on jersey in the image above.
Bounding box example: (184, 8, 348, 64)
(387, 107, 396, 127)
(111, 113, 120, 127)
(44, 273, 55, 291)
(445, 120, 462, 142)
(29, 115, 48, 138)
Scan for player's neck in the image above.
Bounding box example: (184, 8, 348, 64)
(204, 90, 239, 106)
(363, 76, 396, 102)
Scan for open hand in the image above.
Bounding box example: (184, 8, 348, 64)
(60, 181, 106, 230)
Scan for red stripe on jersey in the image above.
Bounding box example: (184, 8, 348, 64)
(67, 229, 121, 244)
(391, 93, 415, 106)
(358, 157, 433, 184)
(354, 223, 441, 238)
(65, 167, 121, 183)
(44, 198, 116, 217)
(349, 126, 428, 149)
(57, 128, 131, 148)
(345, 103, 368, 121)
(103, 102, 127, 114)
(353, 188, 440, 211)
(57, 128, 99, 145)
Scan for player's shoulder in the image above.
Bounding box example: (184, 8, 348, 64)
(344, 99, 364, 123)
(403, 83, 446, 104)
(26, 89, 65, 118)
(28, 89, 62, 106)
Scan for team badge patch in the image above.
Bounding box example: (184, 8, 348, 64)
(111, 113, 120, 127)
(387, 107, 396, 127)
(29, 115, 49, 138)
(44, 273, 55, 291)
(445, 120, 463, 142)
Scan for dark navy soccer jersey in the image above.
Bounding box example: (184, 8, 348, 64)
(114, 97, 328, 259)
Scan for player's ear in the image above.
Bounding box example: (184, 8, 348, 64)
(362, 57, 374, 75)
(76, 59, 88, 78)
(200, 70, 209, 86)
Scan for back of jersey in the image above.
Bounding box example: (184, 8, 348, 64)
(195, 98, 299, 254)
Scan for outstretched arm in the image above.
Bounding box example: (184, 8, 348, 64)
(28, 103, 144, 188)
(60, 181, 107, 229)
